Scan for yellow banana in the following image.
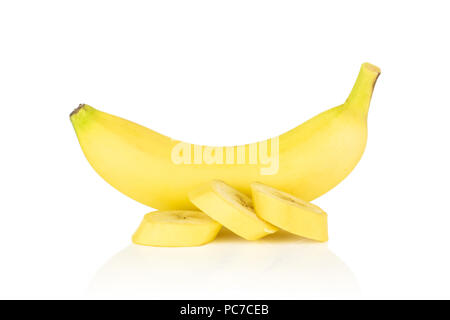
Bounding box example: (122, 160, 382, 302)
(132, 210, 221, 247)
(251, 182, 328, 242)
(70, 63, 380, 210)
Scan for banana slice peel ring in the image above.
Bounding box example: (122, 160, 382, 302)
(132, 210, 221, 247)
(189, 180, 278, 240)
(251, 182, 328, 242)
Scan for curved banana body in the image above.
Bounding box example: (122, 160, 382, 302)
(70, 63, 380, 210)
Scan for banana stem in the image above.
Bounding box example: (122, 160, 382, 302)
(345, 63, 381, 117)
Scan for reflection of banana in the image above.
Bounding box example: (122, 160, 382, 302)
(70, 63, 380, 210)
(189, 180, 277, 240)
(89, 241, 359, 299)
(251, 182, 328, 242)
(132, 211, 221, 247)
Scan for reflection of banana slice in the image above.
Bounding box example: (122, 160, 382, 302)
(189, 180, 278, 240)
(132, 211, 221, 247)
(251, 183, 328, 242)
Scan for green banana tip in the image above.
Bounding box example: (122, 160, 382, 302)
(70, 104, 95, 129)
(70, 104, 86, 118)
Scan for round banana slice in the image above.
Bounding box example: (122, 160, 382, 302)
(132, 210, 222, 247)
(251, 182, 328, 242)
(188, 180, 278, 240)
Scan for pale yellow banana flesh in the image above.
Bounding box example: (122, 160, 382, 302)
(70, 63, 380, 210)
(251, 182, 328, 242)
(132, 210, 222, 247)
(189, 180, 278, 240)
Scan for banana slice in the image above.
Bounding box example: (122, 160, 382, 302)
(251, 182, 328, 242)
(188, 180, 278, 240)
(132, 210, 222, 247)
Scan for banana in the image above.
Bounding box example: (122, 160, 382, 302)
(251, 182, 328, 242)
(70, 63, 380, 210)
(188, 180, 277, 240)
(132, 210, 221, 247)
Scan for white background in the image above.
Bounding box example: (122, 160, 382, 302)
(0, 0, 449, 299)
